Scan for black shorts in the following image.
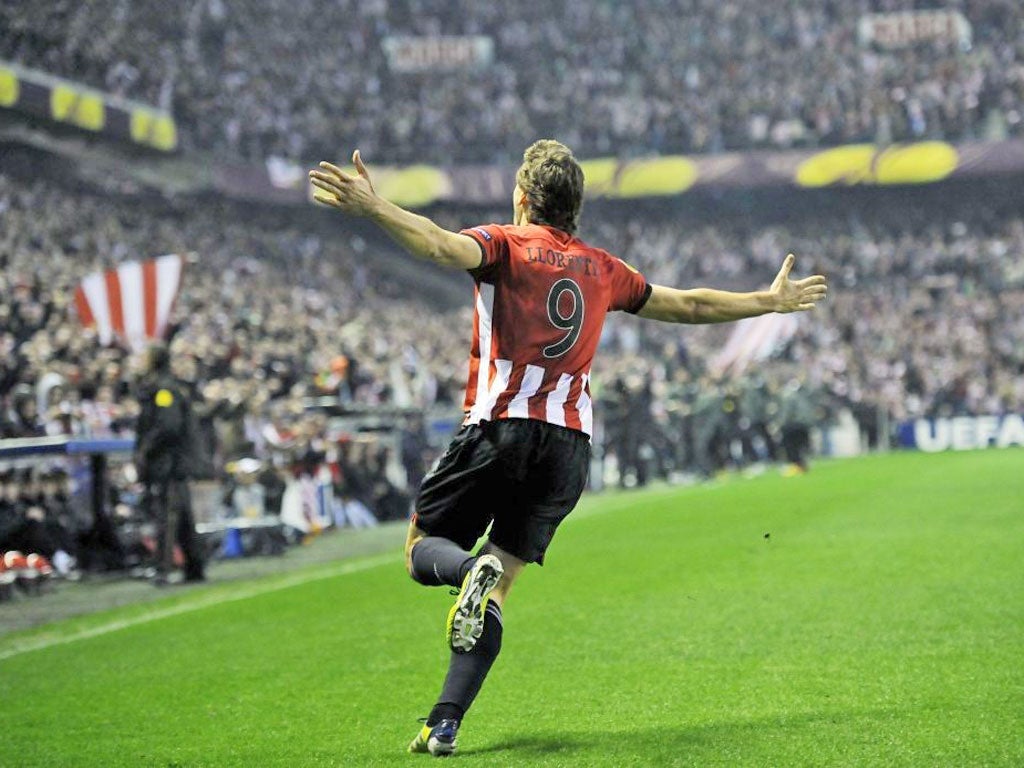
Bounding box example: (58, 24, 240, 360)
(414, 418, 590, 564)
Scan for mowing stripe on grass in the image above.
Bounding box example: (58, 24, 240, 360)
(0, 482, 683, 663)
(0, 552, 399, 662)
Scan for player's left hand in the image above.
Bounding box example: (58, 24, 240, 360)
(769, 254, 828, 313)
(308, 150, 379, 217)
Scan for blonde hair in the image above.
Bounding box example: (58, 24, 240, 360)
(515, 140, 584, 234)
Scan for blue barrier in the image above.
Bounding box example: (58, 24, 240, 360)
(0, 436, 135, 526)
(0, 436, 134, 458)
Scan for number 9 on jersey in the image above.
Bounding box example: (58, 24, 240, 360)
(543, 278, 585, 358)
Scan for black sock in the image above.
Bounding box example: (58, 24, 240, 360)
(427, 601, 503, 726)
(410, 537, 475, 587)
(425, 702, 463, 726)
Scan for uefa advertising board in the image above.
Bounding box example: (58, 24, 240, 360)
(897, 415, 1024, 452)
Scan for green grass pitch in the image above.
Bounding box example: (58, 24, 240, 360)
(3, 449, 1023, 766)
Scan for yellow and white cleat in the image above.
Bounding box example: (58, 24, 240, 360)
(408, 719, 459, 757)
(446, 554, 503, 654)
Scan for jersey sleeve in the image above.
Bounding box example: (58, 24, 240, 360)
(460, 224, 509, 282)
(608, 256, 652, 313)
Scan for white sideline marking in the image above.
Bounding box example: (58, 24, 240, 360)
(0, 486, 671, 662)
(0, 553, 398, 662)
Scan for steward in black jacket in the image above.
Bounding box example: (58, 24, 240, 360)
(134, 345, 205, 585)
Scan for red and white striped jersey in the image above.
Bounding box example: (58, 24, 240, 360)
(459, 223, 650, 437)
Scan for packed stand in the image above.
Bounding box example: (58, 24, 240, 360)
(2, 174, 1024, 567)
(588, 188, 1024, 481)
(0, 174, 469, 440)
(1, 1, 1023, 165)
(0, 174, 461, 577)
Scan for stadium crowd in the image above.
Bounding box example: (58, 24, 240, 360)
(2, 166, 1022, 571)
(0, 173, 454, 575)
(2, 0, 1023, 164)
(2, 169, 1021, 463)
(0, 174, 468, 441)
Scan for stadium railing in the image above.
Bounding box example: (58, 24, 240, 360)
(0, 435, 135, 525)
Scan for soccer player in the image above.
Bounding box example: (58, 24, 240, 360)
(309, 141, 827, 757)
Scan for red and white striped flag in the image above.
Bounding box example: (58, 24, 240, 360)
(710, 313, 800, 376)
(74, 254, 185, 351)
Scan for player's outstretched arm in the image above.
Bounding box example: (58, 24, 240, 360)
(637, 254, 827, 324)
(308, 151, 482, 270)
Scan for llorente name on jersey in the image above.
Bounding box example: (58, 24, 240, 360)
(524, 247, 597, 276)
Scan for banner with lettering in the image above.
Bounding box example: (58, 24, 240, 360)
(897, 415, 1024, 452)
(382, 36, 494, 73)
(858, 11, 972, 49)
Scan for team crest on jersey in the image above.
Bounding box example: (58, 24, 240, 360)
(472, 227, 492, 241)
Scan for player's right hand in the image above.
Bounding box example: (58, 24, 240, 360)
(309, 150, 379, 217)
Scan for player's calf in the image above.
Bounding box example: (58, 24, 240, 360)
(409, 536, 476, 588)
